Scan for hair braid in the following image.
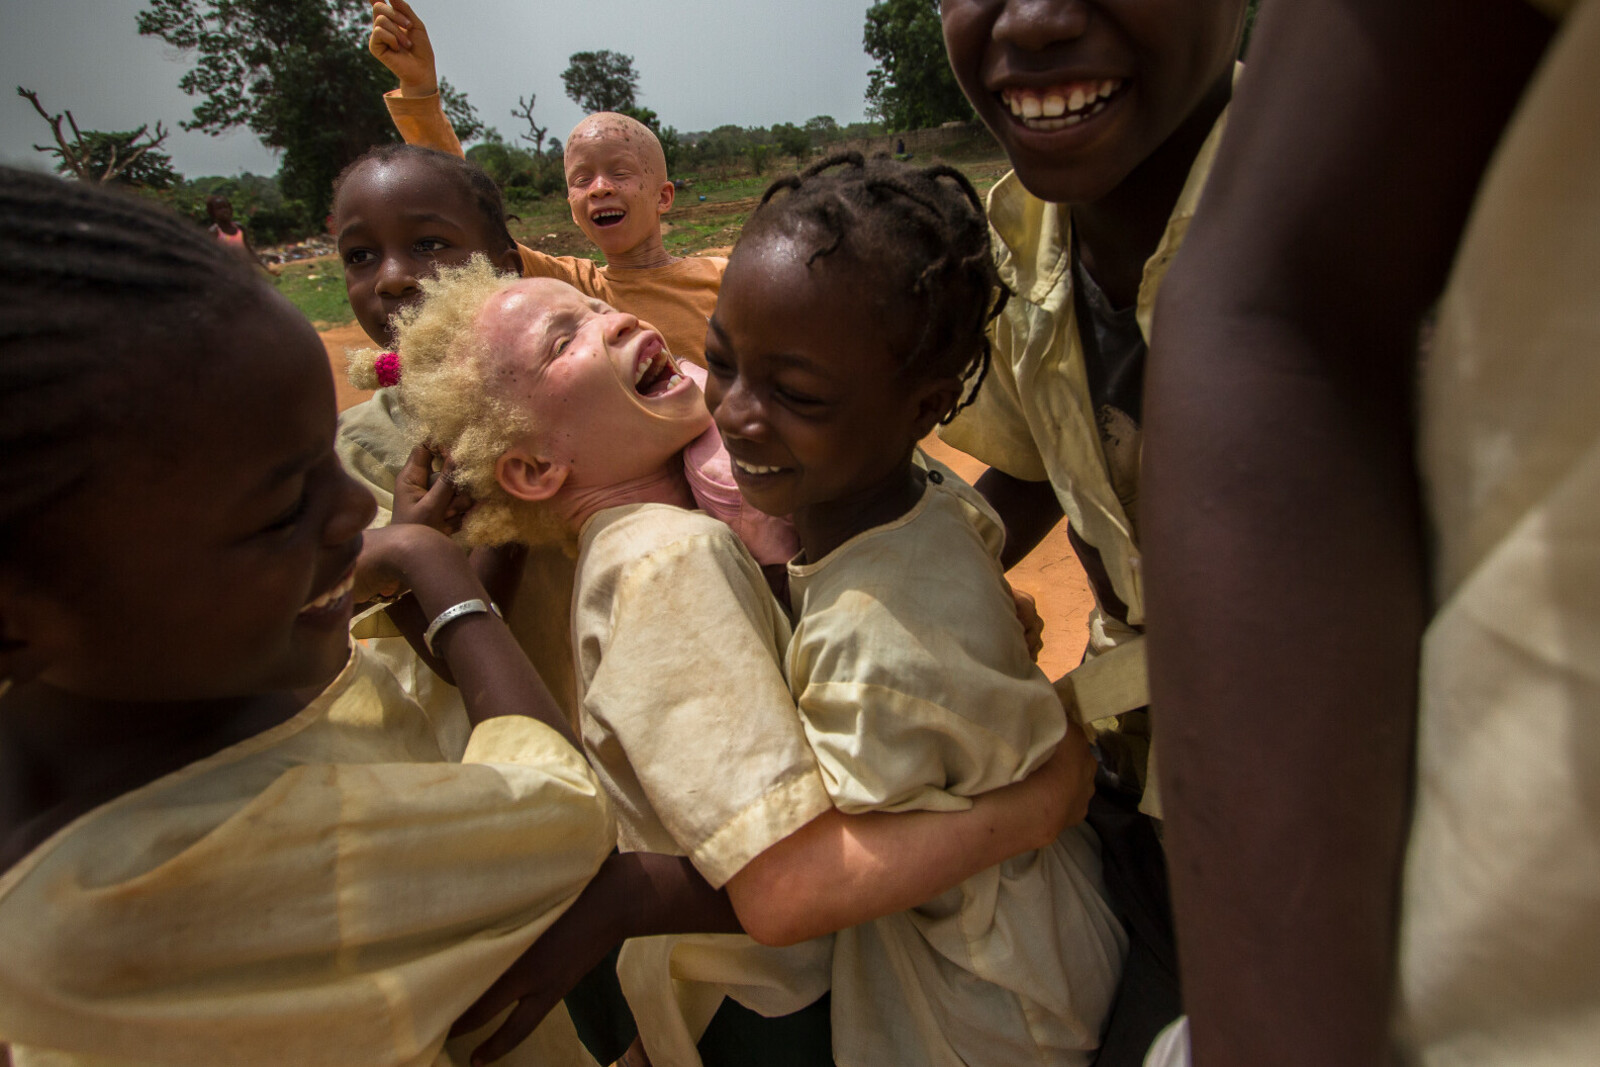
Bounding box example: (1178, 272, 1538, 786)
(0, 166, 263, 559)
(740, 153, 1007, 422)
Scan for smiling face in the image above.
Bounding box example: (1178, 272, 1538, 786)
(334, 156, 520, 346)
(703, 229, 954, 530)
(563, 117, 674, 260)
(940, 0, 1245, 204)
(21, 293, 377, 702)
(476, 278, 711, 496)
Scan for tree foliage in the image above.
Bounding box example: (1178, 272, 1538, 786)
(561, 50, 640, 114)
(862, 0, 973, 131)
(137, 0, 478, 222)
(772, 122, 810, 163)
(17, 87, 176, 187)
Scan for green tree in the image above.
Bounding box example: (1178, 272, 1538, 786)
(804, 115, 840, 144)
(137, 0, 479, 222)
(862, 0, 973, 131)
(772, 122, 810, 163)
(561, 50, 639, 113)
(17, 88, 178, 188)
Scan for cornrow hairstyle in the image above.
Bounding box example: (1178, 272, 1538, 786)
(742, 151, 1009, 422)
(0, 166, 266, 567)
(333, 144, 517, 256)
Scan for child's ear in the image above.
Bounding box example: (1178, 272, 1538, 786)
(656, 180, 675, 216)
(910, 377, 965, 438)
(497, 244, 525, 277)
(496, 445, 569, 503)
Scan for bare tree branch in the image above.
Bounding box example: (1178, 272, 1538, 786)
(17, 87, 171, 184)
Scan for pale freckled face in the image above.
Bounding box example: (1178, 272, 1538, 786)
(563, 124, 673, 258)
(477, 279, 710, 489)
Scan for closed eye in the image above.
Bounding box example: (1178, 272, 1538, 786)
(260, 487, 311, 535)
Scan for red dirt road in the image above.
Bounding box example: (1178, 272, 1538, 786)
(322, 328, 1093, 681)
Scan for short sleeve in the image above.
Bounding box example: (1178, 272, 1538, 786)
(579, 521, 830, 887)
(938, 315, 1052, 482)
(0, 719, 613, 1065)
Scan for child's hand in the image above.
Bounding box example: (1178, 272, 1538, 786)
(392, 443, 473, 535)
(351, 522, 450, 605)
(1034, 721, 1097, 838)
(451, 856, 632, 1064)
(368, 0, 439, 97)
(1007, 581, 1045, 661)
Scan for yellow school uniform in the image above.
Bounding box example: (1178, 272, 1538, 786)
(0, 643, 613, 1066)
(786, 476, 1126, 1067)
(572, 503, 835, 1067)
(936, 110, 1230, 818)
(1398, 0, 1600, 1061)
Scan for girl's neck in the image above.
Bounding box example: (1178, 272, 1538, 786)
(0, 684, 307, 874)
(1070, 71, 1233, 310)
(557, 462, 696, 530)
(792, 460, 925, 564)
(603, 236, 678, 272)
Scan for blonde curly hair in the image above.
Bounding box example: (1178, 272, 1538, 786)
(347, 255, 564, 546)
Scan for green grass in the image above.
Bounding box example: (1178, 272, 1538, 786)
(276, 148, 1014, 328)
(273, 258, 354, 328)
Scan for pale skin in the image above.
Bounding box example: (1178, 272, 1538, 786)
(421, 277, 1096, 1061)
(369, 0, 678, 269)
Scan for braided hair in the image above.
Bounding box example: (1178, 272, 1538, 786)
(741, 151, 1008, 421)
(332, 144, 517, 257)
(0, 166, 265, 562)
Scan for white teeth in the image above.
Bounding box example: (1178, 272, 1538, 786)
(1100, 79, 1116, 98)
(666, 373, 683, 389)
(1004, 79, 1123, 128)
(1041, 93, 1065, 118)
(301, 572, 354, 614)
(1068, 87, 1087, 111)
(733, 459, 782, 476)
(1020, 96, 1042, 119)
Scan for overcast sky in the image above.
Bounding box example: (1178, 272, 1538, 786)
(1, 0, 883, 179)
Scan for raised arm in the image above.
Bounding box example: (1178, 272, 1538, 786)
(1141, 1, 1552, 1064)
(368, 0, 462, 156)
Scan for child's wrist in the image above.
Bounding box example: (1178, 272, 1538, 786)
(398, 79, 439, 99)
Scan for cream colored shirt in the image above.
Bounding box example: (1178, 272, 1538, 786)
(0, 643, 613, 1067)
(787, 477, 1126, 1067)
(572, 503, 834, 1066)
(936, 110, 1230, 818)
(1397, 1, 1600, 1061)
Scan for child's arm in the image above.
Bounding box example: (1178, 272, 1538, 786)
(356, 522, 575, 746)
(369, 0, 438, 98)
(368, 0, 462, 157)
(453, 729, 1095, 1063)
(974, 467, 1064, 571)
(1140, 1, 1552, 1063)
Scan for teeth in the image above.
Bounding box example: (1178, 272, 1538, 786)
(301, 572, 354, 614)
(666, 373, 682, 389)
(733, 459, 782, 475)
(1003, 80, 1123, 128)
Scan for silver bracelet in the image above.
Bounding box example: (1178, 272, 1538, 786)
(422, 598, 497, 656)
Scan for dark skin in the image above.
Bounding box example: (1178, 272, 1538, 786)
(1141, 1, 1554, 1063)
(937, 0, 1245, 556)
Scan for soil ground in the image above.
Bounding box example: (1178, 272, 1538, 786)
(321, 329, 1094, 681)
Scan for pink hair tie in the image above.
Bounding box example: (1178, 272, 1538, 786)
(374, 352, 401, 388)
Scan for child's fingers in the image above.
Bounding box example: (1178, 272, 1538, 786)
(370, 17, 410, 53)
(387, 0, 419, 28)
(452, 973, 518, 1038)
(397, 443, 433, 494)
(471, 998, 560, 1066)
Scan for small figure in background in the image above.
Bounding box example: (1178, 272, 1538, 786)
(205, 193, 267, 272)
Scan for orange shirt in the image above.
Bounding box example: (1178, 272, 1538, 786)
(385, 92, 724, 366)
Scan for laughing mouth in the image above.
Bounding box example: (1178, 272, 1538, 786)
(299, 566, 355, 617)
(732, 458, 783, 476)
(633, 345, 684, 397)
(591, 209, 626, 228)
(1000, 79, 1124, 131)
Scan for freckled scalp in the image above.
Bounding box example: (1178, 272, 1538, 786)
(565, 113, 669, 183)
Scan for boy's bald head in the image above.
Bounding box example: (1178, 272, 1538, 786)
(565, 112, 668, 185)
